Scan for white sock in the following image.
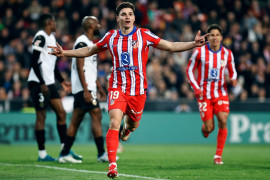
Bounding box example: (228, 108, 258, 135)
(214, 155, 221, 159)
(38, 150, 47, 158)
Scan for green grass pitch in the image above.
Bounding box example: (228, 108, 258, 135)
(0, 144, 269, 179)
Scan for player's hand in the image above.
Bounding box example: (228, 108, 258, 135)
(230, 79, 237, 87)
(40, 84, 49, 96)
(194, 30, 210, 47)
(99, 89, 107, 101)
(83, 90, 92, 103)
(61, 81, 71, 93)
(48, 42, 64, 57)
(194, 88, 203, 98)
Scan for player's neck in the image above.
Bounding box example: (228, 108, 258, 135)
(209, 44, 221, 52)
(120, 26, 134, 35)
(43, 28, 52, 35)
(85, 31, 93, 41)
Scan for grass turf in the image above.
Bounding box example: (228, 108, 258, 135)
(0, 144, 269, 179)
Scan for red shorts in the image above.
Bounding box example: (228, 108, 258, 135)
(197, 96, 230, 121)
(108, 89, 146, 122)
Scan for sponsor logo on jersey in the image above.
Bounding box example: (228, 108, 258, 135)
(116, 66, 138, 71)
(210, 68, 219, 80)
(121, 52, 130, 65)
(34, 40, 41, 46)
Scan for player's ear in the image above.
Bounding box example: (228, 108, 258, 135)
(116, 16, 119, 23)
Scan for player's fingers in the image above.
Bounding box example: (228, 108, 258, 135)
(197, 30, 201, 36)
(47, 46, 56, 49)
(56, 42, 62, 49)
(203, 33, 210, 38)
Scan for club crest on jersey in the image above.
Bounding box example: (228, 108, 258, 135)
(132, 40, 139, 49)
(210, 68, 218, 79)
(121, 52, 130, 65)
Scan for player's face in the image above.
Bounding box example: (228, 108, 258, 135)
(93, 19, 101, 36)
(208, 29, 223, 48)
(116, 8, 135, 30)
(50, 18, 56, 32)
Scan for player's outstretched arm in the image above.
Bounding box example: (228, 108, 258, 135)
(156, 30, 209, 52)
(48, 42, 102, 58)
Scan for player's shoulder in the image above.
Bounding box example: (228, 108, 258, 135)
(74, 35, 88, 49)
(76, 34, 88, 42)
(104, 30, 116, 36)
(221, 45, 232, 54)
(139, 28, 150, 32)
(33, 31, 46, 46)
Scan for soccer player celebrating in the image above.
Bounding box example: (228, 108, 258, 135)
(28, 14, 80, 161)
(49, 2, 209, 178)
(58, 16, 118, 163)
(186, 24, 237, 165)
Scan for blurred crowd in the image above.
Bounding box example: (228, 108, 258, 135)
(0, 0, 270, 108)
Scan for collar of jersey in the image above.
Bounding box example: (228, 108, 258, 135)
(119, 26, 137, 36)
(207, 43, 222, 53)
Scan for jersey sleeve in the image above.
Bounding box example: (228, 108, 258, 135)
(96, 31, 113, 50)
(186, 48, 201, 91)
(74, 42, 87, 49)
(227, 50, 237, 80)
(141, 29, 161, 47)
(32, 35, 45, 52)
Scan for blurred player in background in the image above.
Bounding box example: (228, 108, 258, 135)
(186, 24, 237, 165)
(27, 14, 80, 161)
(58, 16, 118, 163)
(49, 2, 209, 178)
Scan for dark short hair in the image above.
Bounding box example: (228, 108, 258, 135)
(207, 24, 223, 34)
(116, 2, 135, 16)
(39, 14, 53, 28)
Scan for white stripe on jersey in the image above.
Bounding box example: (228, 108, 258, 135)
(206, 51, 213, 99)
(214, 51, 221, 98)
(144, 31, 159, 39)
(230, 53, 237, 79)
(187, 49, 200, 90)
(128, 35, 136, 96)
(117, 36, 126, 93)
(200, 46, 205, 94)
(137, 29, 144, 95)
(222, 48, 229, 96)
(109, 31, 118, 88)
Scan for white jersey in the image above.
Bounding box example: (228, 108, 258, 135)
(71, 34, 98, 94)
(28, 30, 57, 85)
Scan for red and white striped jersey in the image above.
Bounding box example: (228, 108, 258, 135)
(96, 27, 161, 96)
(186, 44, 237, 99)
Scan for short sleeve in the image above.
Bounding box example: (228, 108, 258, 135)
(96, 31, 112, 49)
(142, 29, 161, 47)
(74, 42, 87, 49)
(32, 35, 45, 52)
